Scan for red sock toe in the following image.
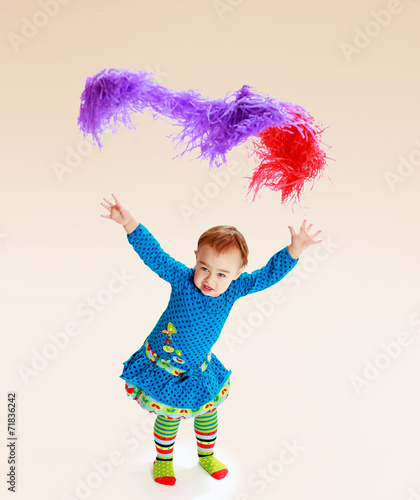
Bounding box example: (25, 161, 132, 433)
(211, 468, 228, 480)
(155, 476, 176, 486)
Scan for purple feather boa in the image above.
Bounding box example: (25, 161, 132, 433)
(78, 68, 309, 167)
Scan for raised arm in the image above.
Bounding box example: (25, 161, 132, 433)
(126, 222, 190, 286)
(233, 220, 322, 297)
(100, 193, 190, 287)
(234, 246, 298, 297)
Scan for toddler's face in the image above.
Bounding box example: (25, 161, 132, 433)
(193, 245, 244, 298)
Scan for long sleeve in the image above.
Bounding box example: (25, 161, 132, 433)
(127, 223, 190, 289)
(232, 246, 298, 298)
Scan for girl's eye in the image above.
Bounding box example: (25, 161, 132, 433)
(201, 267, 208, 272)
(218, 273, 225, 278)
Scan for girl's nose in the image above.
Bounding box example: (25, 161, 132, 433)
(206, 273, 215, 286)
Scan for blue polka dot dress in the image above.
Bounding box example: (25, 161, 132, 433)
(120, 223, 298, 418)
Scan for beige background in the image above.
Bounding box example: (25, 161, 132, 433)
(1, 1, 420, 499)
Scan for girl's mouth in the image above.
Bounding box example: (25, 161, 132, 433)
(202, 284, 213, 292)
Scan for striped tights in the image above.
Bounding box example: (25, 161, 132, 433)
(153, 409, 228, 485)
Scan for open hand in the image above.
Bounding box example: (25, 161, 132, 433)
(100, 193, 132, 226)
(287, 220, 322, 259)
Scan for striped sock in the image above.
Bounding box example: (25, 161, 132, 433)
(194, 409, 228, 480)
(153, 415, 181, 485)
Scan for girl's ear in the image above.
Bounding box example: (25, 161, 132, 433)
(234, 266, 245, 280)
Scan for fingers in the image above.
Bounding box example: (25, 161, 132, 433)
(101, 195, 115, 218)
(291, 220, 323, 249)
(309, 230, 322, 245)
(310, 230, 322, 238)
(100, 201, 111, 211)
(302, 221, 322, 239)
(101, 193, 122, 213)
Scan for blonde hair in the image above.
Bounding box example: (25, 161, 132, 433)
(197, 225, 249, 267)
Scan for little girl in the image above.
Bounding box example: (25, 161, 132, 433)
(100, 193, 322, 485)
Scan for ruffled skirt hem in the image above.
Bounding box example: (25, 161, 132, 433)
(124, 378, 230, 419)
